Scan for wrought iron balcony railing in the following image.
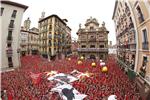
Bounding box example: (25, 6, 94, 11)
(77, 48, 108, 52)
(8, 24, 14, 29)
(6, 47, 13, 57)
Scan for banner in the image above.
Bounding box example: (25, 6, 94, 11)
(47, 73, 78, 84)
(51, 84, 87, 100)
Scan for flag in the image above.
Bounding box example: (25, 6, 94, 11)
(47, 73, 78, 84)
(51, 84, 87, 100)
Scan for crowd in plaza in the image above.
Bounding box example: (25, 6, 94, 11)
(1, 55, 142, 100)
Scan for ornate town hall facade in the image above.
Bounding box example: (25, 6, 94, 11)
(77, 17, 109, 60)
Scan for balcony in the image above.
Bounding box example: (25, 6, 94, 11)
(42, 36, 47, 40)
(78, 39, 87, 42)
(142, 42, 149, 50)
(20, 42, 27, 46)
(7, 36, 13, 43)
(97, 38, 107, 42)
(8, 24, 14, 30)
(77, 48, 108, 52)
(88, 38, 96, 42)
(42, 29, 47, 33)
(6, 47, 13, 57)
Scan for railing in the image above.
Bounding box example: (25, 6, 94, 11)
(117, 58, 150, 85)
(42, 36, 47, 40)
(8, 24, 14, 29)
(78, 39, 87, 42)
(142, 42, 149, 50)
(6, 47, 13, 57)
(88, 38, 96, 42)
(20, 42, 28, 46)
(77, 48, 108, 52)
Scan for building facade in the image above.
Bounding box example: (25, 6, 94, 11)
(20, 27, 28, 56)
(0, 0, 28, 69)
(20, 26, 39, 56)
(38, 14, 71, 59)
(112, 0, 150, 99)
(71, 40, 78, 56)
(77, 17, 109, 60)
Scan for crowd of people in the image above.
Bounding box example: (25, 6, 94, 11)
(1, 55, 142, 100)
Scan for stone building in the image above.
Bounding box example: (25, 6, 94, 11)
(20, 18, 39, 56)
(0, 0, 28, 69)
(77, 17, 109, 60)
(112, 0, 150, 99)
(38, 14, 71, 59)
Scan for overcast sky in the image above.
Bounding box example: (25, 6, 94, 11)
(12, 0, 116, 45)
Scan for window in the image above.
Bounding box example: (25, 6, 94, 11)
(142, 29, 149, 50)
(9, 20, 14, 28)
(8, 57, 12, 62)
(8, 31, 12, 36)
(11, 10, 17, 18)
(49, 25, 52, 30)
(81, 45, 86, 48)
(100, 45, 104, 48)
(136, 5, 144, 23)
(142, 56, 147, 66)
(139, 56, 148, 77)
(7, 43, 11, 47)
(90, 45, 95, 48)
(90, 35, 94, 39)
(0, 7, 4, 16)
(142, 29, 148, 42)
(90, 27, 94, 30)
(8, 57, 13, 67)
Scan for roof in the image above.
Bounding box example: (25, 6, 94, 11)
(1, 0, 28, 10)
(112, 1, 118, 20)
(21, 28, 39, 35)
(38, 14, 66, 25)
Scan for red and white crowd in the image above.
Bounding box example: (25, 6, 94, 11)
(1, 55, 142, 100)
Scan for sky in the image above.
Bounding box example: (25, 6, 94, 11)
(12, 0, 116, 45)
